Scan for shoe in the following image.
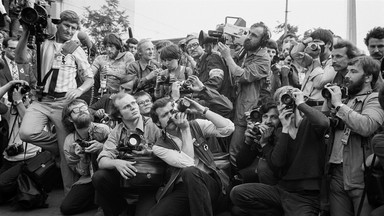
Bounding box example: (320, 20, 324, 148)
(94, 207, 104, 216)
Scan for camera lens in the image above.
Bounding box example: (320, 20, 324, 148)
(321, 88, 332, 100)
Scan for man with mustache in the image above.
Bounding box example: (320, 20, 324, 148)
(365, 27, 384, 77)
(92, 34, 135, 94)
(323, 56, 384, 216)
(60, 99, 111, 215)
(217, 22, 271, 170)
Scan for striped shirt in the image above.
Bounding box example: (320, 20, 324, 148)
(41, 40, 93, 93)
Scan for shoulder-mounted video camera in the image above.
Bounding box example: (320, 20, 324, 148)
(20, 3, 49, 43)
(7, 83, 31, 103)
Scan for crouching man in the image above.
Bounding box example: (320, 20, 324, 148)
(148, 97, 234, 216)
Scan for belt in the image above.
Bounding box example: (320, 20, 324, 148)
(43, 92, 67, 98)
(306, 100, 324, 107)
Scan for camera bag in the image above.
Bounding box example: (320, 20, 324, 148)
(16, 147, 55, 209)
(120, 155, 167, 188)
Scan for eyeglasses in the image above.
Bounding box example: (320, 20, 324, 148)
(186, 42, 199, 51)
(137, 99, 152, 106)
(70, 105, 88, 114)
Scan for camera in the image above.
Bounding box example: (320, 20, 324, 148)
(244, 122, 262, 146)
(280, 90, 295, 109)
(158, 74, 170, 84)
(7, 83, 31, 103)
(179, 80, 193, 94)
(75, 139, 91, 148)
(307, 42, 321, 51)
(199, 30, 226, 45)
(321, 84, 348, 100)
(248, 107, 262, 123)
(175, 98, 191, 112)
(20, 4, 49, 43)
(5, 144, 24, 156)
(117, 133, 143, 158)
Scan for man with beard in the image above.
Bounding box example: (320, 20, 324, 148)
(61, 99, 111, 215)
(365, 27, 384, 76)
(323, 55, 384, 216)
(92, 33, 135, 94)
(92, 92, 161, 216)
(217, 22, 270, 169)
(16, 10, 94, 195)
(148, 97, 234, 216)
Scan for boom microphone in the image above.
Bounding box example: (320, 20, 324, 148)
(77, 31, 92, 49)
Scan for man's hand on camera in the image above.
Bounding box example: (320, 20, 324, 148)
(259, 124, 274, 141)
(65, 88, 83, 100)
(9, 80, 28, 87)
(95, 109, 106, 118)
(12, 88, 23, 103)
(292, 89, 306, 106)
(132, 144, 153, 156)
(146, 69, 160, 81)
(324, 84, 343, 107)
(84, 140, 103, 154)
(279, 107, 294, 131)
(171, 112, 189, 130)
(183, 97, 206, 115)
(188, 75, 205, 92)
(217, 42, 231, 59)
(114, 159, 137, 180)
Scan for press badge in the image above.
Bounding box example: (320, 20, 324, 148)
(341, 127, 351, 145)
(52, 52, 63, 69)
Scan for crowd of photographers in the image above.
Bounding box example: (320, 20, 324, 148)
(0, 3, 384, 216)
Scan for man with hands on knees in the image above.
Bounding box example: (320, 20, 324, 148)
(322, 55, 384, 216)
(92, 92, 161, 216)
(60, 99, 111, 215)
(148, 96, 234, 216)
(231, 86, 329, 216)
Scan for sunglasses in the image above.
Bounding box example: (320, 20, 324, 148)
(70, 105, 88, 114)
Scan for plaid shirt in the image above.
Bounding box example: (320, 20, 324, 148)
(41, 39, 93, 93)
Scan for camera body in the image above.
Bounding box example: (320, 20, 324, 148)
(117, 133, 143, 159)
(179, 80, 193, 94)
(75, 139, 91, 148)
(20, 4, 49, 43)
(321, 84, 348, 100)
(5, 144, 24, 156)
(244, 122, 262, 146)
(280, 90, 295, 109)
(7, 83, 31, 103)
(175, 98, 191, 112)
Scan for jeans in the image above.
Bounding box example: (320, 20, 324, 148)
(19, 98, 74, 195)
(329, 163, 372, 216)
(148, 166, 221, 216)
(60, 182, 96, 215)
(0, 159, 23, 203)
(229, 125, 246, 167)
(230, 183, 320, 216)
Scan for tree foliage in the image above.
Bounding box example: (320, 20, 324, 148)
(81, 0, 129, 48)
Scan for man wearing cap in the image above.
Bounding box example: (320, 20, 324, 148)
(15, 10, 94, 194)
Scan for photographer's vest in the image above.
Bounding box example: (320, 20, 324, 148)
(155, 120, 229, 202)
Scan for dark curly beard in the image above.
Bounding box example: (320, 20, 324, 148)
(73, 112, 94, 129)
(243, 38, 260, 52)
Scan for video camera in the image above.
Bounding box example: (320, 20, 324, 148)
(19, 3, 49, 43)
(7, 83, 31, 103)
(321, 84, 348, 100)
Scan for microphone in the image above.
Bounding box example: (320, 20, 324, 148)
(0, 102, 8, 115)
(128, 27, 133, 38)
(77, 31, 92, 49)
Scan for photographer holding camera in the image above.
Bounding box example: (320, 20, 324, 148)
(0, 80, 41, 204)
(231, 86, 330, 216)
(148, 96, 234, 216)
(323, 55, 384, 216)
(234, 101, 281, 185)
(92, 92, 162, 216)
(15, 10, 94, 195)
(60, 99, 111, 215)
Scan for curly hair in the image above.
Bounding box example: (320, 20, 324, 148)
(364, 27, 384, 46)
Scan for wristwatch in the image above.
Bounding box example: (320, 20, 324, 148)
(335, 104, 344, 112)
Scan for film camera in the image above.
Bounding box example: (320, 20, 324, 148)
(5, 144, 24, 156)
(280, 90, 296, 109)
(117, 133, 143, 159)
(175, 98, 191, 113)
(20, 3, 49, 43)
(321, 84, 348, 100)
(179, 79, 193, 94)
(244, 107, 262, 146)
(7, 83, 31, 103)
